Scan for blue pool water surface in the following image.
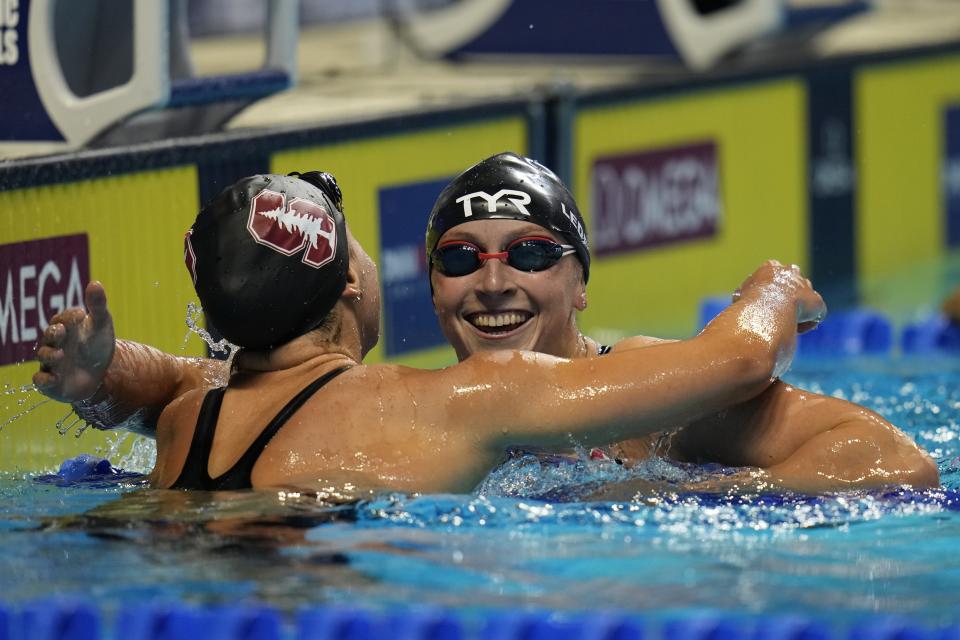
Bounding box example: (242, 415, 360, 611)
(2, 355, 960, 625)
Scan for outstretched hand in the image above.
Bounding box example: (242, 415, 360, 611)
(734, 261, 826, 334)
(33, 281, 116, 403)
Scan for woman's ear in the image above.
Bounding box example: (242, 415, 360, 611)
(341, 262, 362, 301)
(573, 269, 587, 311)
(575, 289, 588, 311)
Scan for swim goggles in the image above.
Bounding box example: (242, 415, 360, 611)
(431, 236, 576, 277)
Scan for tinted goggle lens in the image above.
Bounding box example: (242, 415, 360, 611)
(432, 238, 574, 277)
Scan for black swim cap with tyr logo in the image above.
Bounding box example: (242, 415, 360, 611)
(425, 152, 590, 282)
(184, 172, 349, 350)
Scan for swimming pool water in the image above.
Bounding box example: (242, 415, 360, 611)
(2, 355, 960, 626)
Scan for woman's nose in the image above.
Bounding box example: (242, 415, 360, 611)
(477, 256, 516, 296)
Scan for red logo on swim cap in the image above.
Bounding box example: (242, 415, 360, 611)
(246, 189, 337, 268)
(184, 229, 197, 284)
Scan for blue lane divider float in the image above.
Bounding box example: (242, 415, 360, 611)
(901, 314, 960, 354)
(298, 607, 389, 640)
(796, 309, 893, 357)
(32, 455, 144, 488)
(114, 604, 281, 640)
(14, 600, 100, 640)
(3, 602, 960, 640)
(478, 611, 642, 640)
(698, 297, 895, 357)
(751, 616, 831, 640)
(55, 455, 114, 482)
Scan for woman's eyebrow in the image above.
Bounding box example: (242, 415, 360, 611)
(510, 227, 560, 240)
(441, 231, 482, 244)
(443, 224, 555, 245)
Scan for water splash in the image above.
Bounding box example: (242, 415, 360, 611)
(0, 395, 50, 433)
(184, 301, 238, 358)
(102, 431, 156, 473)
(56, 410, 81, 435)
(1, 383, 43, 432)
(3, 383, 34, 396)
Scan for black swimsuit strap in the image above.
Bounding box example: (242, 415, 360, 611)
(210, 365, 353, 490)
(171, 365, 353, 491)
(170, 386, 226, 490)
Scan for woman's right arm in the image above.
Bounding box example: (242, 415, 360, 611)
(442, 261, 825, 453)
(33, 281, 227, 436)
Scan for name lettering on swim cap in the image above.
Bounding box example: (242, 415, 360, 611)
(455, 189, 532, 218)
(561, 202, 587, 245)
(247, 189, 337, 268)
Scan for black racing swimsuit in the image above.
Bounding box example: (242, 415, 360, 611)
(170, 365, 353, 490)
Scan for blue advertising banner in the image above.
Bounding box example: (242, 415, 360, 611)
(0, 0, 64, 141)
(946, 104, 960, 247)
(379, 178, 450, 357)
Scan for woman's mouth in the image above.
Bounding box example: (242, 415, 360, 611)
(466, 311, 533, 337)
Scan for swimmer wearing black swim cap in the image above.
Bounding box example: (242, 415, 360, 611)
(185, 172, 349, 350)
(425, 152, 590, 282)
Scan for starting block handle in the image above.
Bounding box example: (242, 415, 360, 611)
(265, 0, 298, 83)
(167, 0, 299, 108)
(27, 0, 169, 148)
(656, 0, 783, 69)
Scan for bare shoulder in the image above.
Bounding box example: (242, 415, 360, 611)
(344, 354, 561, 429)
(158, 385, 207, 424)
(363, 351, 565, 384)
(609, 335, 676, 352)
(151, 387, 207, 486)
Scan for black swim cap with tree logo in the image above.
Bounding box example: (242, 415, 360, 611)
(425, 152, 590, 282)
(184, 173, 349, 350)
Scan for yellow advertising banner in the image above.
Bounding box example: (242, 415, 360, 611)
(855, 53, 960, 312)
(0, 167, 205, 472)
(573, 79, 808, 339)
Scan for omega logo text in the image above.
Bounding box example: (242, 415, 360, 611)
(0, 234, 90, 366)
(591, 142, 720, 256)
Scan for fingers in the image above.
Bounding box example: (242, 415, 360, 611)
(797, 321, 819, 334)
(32, 370, 57, 391)
(36, 345, 64, 368)
(797, 293, 827, 328)
(38, 322, 66, 348)
(740, 261, 827, 327)
(84, 281, 111, 329)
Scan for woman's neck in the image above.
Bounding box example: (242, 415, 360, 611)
(234, 336, 359, 374)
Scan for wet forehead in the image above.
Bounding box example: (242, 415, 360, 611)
(438, 219, 561, 247)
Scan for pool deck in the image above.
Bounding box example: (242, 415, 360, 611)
(195, 5, 960, 133)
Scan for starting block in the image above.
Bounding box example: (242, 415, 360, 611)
(393, 0, 870, 69)
(0, 0, 298, 158)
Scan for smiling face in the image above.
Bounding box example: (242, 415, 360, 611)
(430, 219, 587, 361)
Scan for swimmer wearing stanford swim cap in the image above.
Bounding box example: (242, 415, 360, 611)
(34, 169, 840, 493)
(35, 154, 939, 493)
(187, 172, 351, 351)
